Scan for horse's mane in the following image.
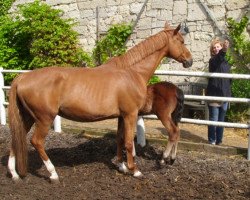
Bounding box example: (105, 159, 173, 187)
(106, 30, 169, 68)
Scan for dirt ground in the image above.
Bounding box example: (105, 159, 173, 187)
(0, 121, 249, 200)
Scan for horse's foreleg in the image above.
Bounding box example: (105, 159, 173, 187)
(115, 117, 129, 174)
(31, 122, 59, 183)
(43, 159, 58, 182)
(124, 114, 142, 177)
(8, 149, 20, 181)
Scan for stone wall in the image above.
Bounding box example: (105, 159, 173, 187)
(10, 0, 250, 82)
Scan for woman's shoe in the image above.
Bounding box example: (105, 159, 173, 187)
(209, 141, 216, 145)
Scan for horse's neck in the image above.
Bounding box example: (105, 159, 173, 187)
(131, 50, 165, 83)
(114, 30, 169, 83)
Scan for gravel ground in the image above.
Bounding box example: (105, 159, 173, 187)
(0, 124, 249, 200)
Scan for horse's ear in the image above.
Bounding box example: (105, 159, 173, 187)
(164, 21, 171, 29)
(174, 24, 181, 35)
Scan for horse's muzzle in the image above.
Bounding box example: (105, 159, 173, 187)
(183, 59, 193, 68)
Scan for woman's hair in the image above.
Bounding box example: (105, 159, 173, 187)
(210, 37, 223, 56)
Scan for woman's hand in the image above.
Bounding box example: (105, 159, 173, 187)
(223, 40, 230, 51)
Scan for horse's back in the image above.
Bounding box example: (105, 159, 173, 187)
(144, 82, 182, 114)
(151, 81, 184, 124)
(12, 66, 147, 122)
(12, 67, 129, 121)
(149, 81, 179, 98)
(15, 67, 76, 99)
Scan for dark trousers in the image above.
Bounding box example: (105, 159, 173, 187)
(208, 102, 228, 144)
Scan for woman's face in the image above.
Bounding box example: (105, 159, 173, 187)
(212, 42, 222, 55)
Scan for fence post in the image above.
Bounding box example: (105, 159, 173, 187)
(0, 68, 6, 125)
(136, 116, 146, 147)
(248, 128, 250, 160)
(53, 115, 61, 133)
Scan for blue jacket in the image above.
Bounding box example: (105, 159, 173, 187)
(206, 50, 231, 97)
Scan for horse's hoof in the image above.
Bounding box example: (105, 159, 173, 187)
(169, 158, 176, 165)
(111, 156, 118, 165)
(118, 162, 129, 174)
(133, 170, 143, 178)
(50, 178, 60, 184)
(161, 157, 176, 165)
(160, 159, 165, 165)
(12, 177, 22, 184)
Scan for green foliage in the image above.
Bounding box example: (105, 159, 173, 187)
(92, 23, 161, 83)
(1, 1, 162, 85)
(0, 0, 15, 16)
(93, 23, 132, 65)
(226, 16, 250, 69)
(231, 69, 250, 98)
(225, 16, 250, 122)
(227, 67, 250, 122)
(148, 75, 161, 85)
(0, 0, 93, 84)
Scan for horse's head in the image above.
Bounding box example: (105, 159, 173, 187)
(164, 23, 193, 68)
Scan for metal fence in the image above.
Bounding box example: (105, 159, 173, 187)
(0, 68, 249, 159)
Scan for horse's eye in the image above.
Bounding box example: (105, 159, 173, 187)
(179, 40, 184, 44)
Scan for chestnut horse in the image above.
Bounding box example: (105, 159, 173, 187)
(115, 81, 184, 173)
(141, 81, 184, 164)
(8, 22, 192, 182)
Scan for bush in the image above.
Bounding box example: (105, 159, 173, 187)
(0, 0, 93, 84)
(93, 23, 161, 84)
(148, 75, 161, 85)
(226, 16, 250, 70)
(1, 1, 161, 85)
(0, 0, 15, 16)
(92, 23, 132, 65)
(226, 16, 250, 122)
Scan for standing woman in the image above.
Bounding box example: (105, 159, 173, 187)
(206, 38, 231, 145)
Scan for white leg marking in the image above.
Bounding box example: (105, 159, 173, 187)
(118, 162, 129, 173)
(132, 142, 136, 157)
(170, 142, 178, 160)
(43, 159, 59, 181)
(160, 141, 174, 164)
(8, 155, 20, 181)
(163, 141, 174, 158)
(133, 170, 143, 177)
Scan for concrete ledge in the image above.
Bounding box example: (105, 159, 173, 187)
(63, 127, 248, 158)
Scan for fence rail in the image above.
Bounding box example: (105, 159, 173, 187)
(155, 70, 250, 79)
(0, 68, 249, 159)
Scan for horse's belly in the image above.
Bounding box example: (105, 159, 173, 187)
(60, 113, 118, 122)
(58, 103, 120, 122)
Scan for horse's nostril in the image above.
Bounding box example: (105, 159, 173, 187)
(183, 59, 193, 68)
(189, 59, 193, 67)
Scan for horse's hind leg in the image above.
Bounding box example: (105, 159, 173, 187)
(8, 149, 21, 181)
(160, 116, 180, 165)
(30, 121, 59, 183)
(8, 115, 34, 181)
(165, 126, 180, 165)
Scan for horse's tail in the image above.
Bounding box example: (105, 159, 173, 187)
(171, 87, 184, 125)
(8, 78, 28, 177)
